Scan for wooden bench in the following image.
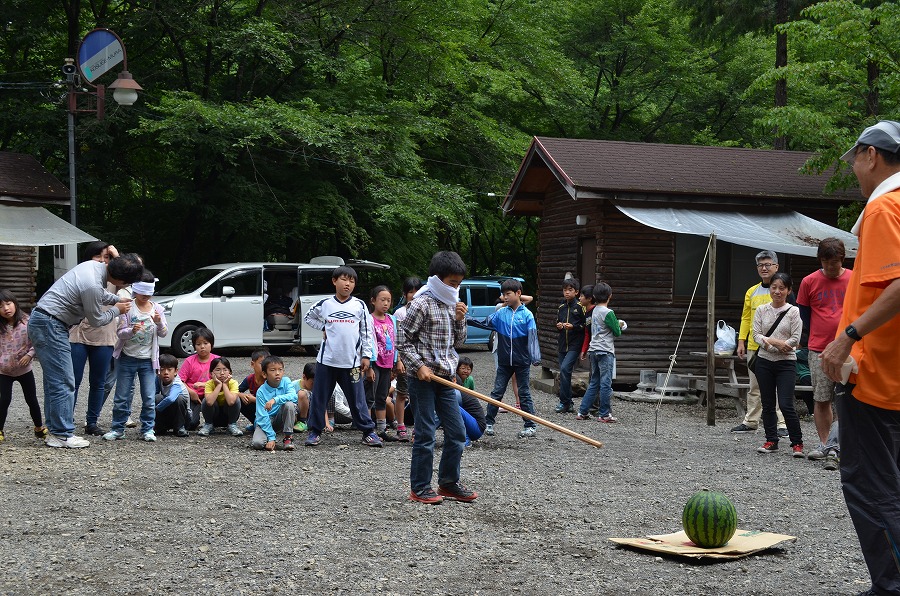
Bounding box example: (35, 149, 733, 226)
(723, 383, 813, 392)
(722, 383, 814, 420)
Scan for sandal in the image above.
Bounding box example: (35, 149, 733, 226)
(34, 426, 48, 439)
(396, 426, 409, 442)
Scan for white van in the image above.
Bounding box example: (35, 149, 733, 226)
(154, 257, 390, 357)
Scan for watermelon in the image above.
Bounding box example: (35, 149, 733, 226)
(682, 489, 737, 548)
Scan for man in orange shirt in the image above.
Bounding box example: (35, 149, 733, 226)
(822, 120, 900, 596)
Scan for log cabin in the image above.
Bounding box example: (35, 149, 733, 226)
(503, 137, 860, 383)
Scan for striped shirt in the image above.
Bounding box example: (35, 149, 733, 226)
(397, 294, 467, 379)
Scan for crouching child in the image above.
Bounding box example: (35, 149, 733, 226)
(155, 353, 189, 437)
(251, 355, 298, 451)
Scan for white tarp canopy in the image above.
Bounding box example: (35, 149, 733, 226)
(615, 204, 858, 258)
(0, 204, 97, 246)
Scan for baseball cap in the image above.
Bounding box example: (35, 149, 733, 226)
(841, 120, 900, 162)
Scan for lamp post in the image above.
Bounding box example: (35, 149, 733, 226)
(64, 28, 142, 227)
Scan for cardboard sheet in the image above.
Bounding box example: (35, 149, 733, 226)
(609, 528, 797, 560)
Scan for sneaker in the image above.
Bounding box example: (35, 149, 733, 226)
(102, 430, 124, 441)
(46, 434, 90, 448)
(33, 425, 49, 439)
(409, 488, 443, 505)
(777, 427, 789, 438)
(437, 482, 478, 503)
(807, 445, 827, 461)
(396, 426, 410, 442)
(756, 441, 778, 453)
(731, 423, 757, 433)
(575, 413, 591, 420)
(196, 423, 214, 437)
(518, 427, 537, 438)
(174, 427, 189, 437)
(125, 417, 137, 428)
(244, 423, 255, 434)
(362, 432, 384, 447)
(0, 430, 4, 443)
(824, 451, 840, 471)
(554, 403, 573, 414)
(378, 429, 399, 442)
(598, 415, 618, 423)
(283, 436, 295, 451)
(305, 432, 321, 446)
(484, 424, 495, 436)
(83, 424, 105, 436)
(227, 423, 244, 437)
(293, 420, 308, 432)
(791, 443, 805, 458)
(142, 430, 157, 442)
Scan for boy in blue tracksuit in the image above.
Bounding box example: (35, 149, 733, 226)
(251, 355, 298, 451)
(469, 279, 541, 438)
(556, 277, 585, 413)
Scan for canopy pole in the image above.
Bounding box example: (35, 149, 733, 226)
(706, 233, 717, 425)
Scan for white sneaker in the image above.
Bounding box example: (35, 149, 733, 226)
(142, 430, 157, 442)
(196, 423, 214, 437)
(103, 430, 124, 441)
(125, 417, 137, 428)
(45, 434, 90, 449)
(518, 427, 537, 438)
(485, 424, 495, 436)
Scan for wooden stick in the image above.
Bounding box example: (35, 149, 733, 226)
(429, 375, 603, 449)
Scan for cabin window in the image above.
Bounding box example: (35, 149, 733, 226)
(674, 235, 731, 298)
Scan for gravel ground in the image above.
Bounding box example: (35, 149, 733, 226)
(0, 348, 868, 595)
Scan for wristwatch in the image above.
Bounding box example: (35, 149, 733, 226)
(845, 324, 862, 341)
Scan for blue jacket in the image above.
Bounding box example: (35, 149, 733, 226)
(255, 377, 298, 441)
(469, 304, 541, 367)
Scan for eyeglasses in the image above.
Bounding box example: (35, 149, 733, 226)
(756, 263, 777, 269)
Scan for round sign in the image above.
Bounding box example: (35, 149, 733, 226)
(77, 29, 125, 84)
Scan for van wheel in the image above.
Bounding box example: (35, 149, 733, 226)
(172, 324, 199, 358)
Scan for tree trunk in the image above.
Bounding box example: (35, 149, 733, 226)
(772, 0, 788, 150)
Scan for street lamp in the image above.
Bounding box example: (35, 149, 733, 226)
(64, 29, 142, 227)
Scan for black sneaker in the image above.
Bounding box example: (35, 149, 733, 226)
(437, 482, 478, 502)
(83, 424, 106, 436)
(174, 427, 189, 437)
(378, 430, 399, 442)
(777, 427, 789, 438)
(730, 423, 756, 433)
(554, 403, 573, 414)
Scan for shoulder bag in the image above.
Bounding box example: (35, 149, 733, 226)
(747, 308, 791, 374)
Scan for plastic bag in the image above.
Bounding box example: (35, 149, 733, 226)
(714, 320, 737, 355)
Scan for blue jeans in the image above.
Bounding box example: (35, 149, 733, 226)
(409, 376, 466, 494)
(71, 342, 114, 426)
(557, 350, 580, 407)
(578, 352, 614, 417)
(485, 364, 536, 428)
(112, 354, 157, 434)
(27, 310, 77, 437)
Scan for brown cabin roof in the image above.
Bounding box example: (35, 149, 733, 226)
(504, 137, 859, 215)
(0, 152, 70, 205)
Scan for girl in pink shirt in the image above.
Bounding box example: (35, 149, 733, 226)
(0, 291, 47, 442)
(178, 328, 219, 430)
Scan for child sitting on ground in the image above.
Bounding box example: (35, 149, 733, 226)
(154, 353, 189, 437)
(290, 362, 314, 432)
(178, 328, 218, 430)
(198, 357, 244, 437)
(455, 357, 485, 445)
(576, 281, 626, 422)
(252, 355, 298, 451)
(105, 271, 168, 443)
(237, 349, 270, 432)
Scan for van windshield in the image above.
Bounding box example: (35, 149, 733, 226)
(158, 268, 225, 296)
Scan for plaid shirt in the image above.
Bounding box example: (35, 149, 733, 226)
(397, 294, 467, 379)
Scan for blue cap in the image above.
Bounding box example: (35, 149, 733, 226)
(841, 120, 900, 162)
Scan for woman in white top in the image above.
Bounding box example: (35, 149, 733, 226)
(752, 272, 804, 457)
